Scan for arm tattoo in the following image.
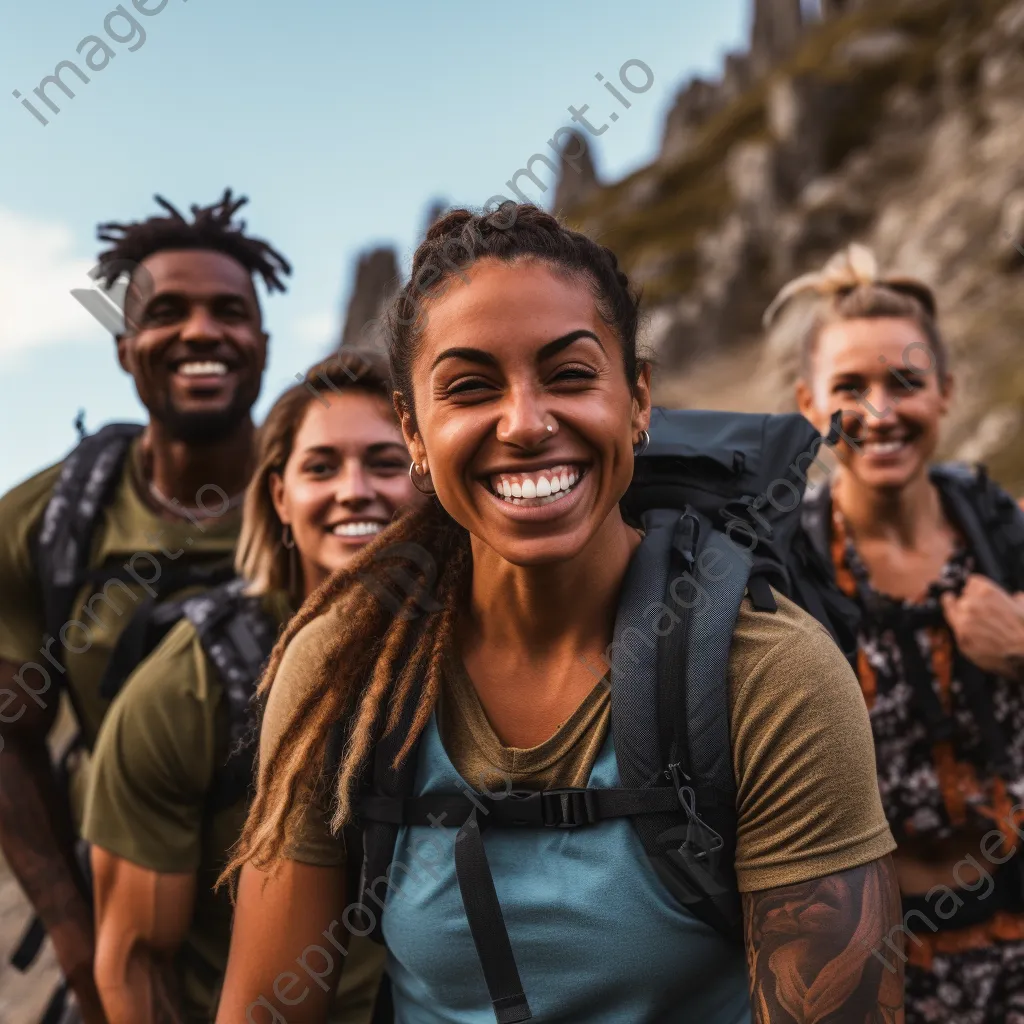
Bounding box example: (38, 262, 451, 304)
(742, 856, 905, 1023)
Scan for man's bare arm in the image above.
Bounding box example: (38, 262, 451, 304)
(742, 855, 905, 1023)
(0, 657, 107, 1023)
(91, 846, 196, 1024)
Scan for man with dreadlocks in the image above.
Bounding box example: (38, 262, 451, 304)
(0, 189, 289, 1023)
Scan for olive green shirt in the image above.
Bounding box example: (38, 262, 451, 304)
(265, 590, 896, 892)
(82, 591, 385, 1024)
(0, 442, 241, 754)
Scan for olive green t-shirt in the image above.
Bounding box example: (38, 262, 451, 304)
(81, 591, 385, 1024)
(0, 442, 241, 755)
(262, 589, 895, 893)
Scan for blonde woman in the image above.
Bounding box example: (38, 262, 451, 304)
(82, 350, 426, 1023)
(772, 245, 1024, 1023)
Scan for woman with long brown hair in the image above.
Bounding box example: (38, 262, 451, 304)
(82, 350, 424, 1023)
(772, 244, 1024, 1023)
(216, 205, 904, 1024)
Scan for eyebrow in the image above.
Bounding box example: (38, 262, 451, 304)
(431, 329, 604, 371)
(300, 442, 407, 457)
(149, 290, 250, 302)
(139, 288, 254, 310)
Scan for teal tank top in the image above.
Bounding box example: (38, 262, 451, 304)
(380, 712, 751, 1022)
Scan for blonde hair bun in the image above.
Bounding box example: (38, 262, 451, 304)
(763, 243, 937, 328)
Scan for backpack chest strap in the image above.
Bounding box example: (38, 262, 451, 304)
(360, 781, 715, 1024)
(358, 785, 686, 831)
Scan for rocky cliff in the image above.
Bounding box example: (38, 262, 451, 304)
(336, 0, 1024, 491)
(560, 0, 1024, 492)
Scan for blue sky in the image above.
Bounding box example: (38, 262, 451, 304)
(0, 0, 749, 493)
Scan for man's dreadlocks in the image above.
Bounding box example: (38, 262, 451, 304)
(94, 188, 292, 294)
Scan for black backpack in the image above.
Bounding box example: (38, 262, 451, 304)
(12, 424, 255, 995)
(148, 577, 281, 810)
(802, 460, 1024, 782)
(31, 421, 239, 717)
(336, 408, 861, 1024)
(802, 460, 1024, 596)
(11, 577, 279, 1024)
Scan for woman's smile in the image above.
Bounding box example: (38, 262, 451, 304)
(403, 258, 650, 566)
(481, 462, 592, 521)
(323, 517, 388, 543)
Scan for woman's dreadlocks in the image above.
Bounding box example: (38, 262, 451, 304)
(94, 188, 292, 294)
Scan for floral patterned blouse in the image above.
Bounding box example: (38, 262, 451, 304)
(830, 509, 1024, 852)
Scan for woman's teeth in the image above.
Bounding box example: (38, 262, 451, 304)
(178, 360, 228, 377)
(489, 465, 583, 506)
(864, 439, 906, 455)
(330, 521, 383, 537)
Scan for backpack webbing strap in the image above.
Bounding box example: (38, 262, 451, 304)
(928, 465, 1020, 772)
(454, 811, 532, 1023)
(357, 786, 683, 828)
(745, 574, 777, 612)
(36, 423, 144, 662)
(30, 424, 143, 744)
(371, 972, 394, 1023)
(355, 784, 721, 1018)
(9, 916, 46, 973)
(97, 558, 237, 701)
(933, 465, 1005, 583)
(611, 508, 679, 836)
(663, 521, 752, 940)
(37, 980, 70, 1024)
(350, 622, 432, 944)
(799, 484, 832, 567)
(181, 581, 280, 813)
(813, 467, 1015, 772)
(933, 463, 1024, 591)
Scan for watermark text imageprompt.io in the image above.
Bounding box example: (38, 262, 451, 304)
(503, 58, 655, 207)
(12, 0, 190, 128)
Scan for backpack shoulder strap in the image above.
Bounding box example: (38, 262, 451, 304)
(612, 507, 750, 943)
(932, 462, 1024, 589)
(610, 508, 677, 799)
(332, 620, 431, 945)
(28, 422, 144, 755)
(181, 580, 280, 812)
(799, 480, 832, 566)
(661, 512, 751, 940)
(34, 423, 144, 659)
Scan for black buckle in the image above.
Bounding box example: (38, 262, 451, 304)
(499, 789, 597, 828)
(541, 788, 597, 828)
(667, 764, 724, 863)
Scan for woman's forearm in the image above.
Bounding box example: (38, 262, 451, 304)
(95, 934, 186, 1024)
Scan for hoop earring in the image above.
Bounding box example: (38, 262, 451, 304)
(281, 523, 295, 549)
(409, 461, 437, 496)
(633, 429, 651, 457)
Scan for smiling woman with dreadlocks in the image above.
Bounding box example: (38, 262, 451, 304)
(777, 244, 1024, 1023)
(0, 189, 288, 1023)
(217, 205, 903, 1024)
